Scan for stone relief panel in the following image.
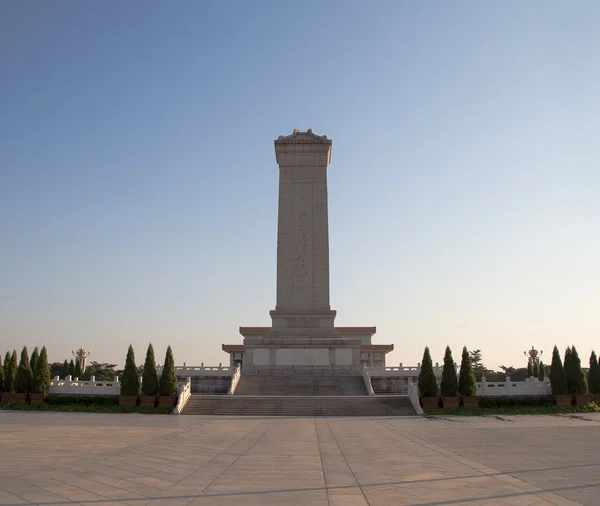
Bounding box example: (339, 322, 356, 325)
(293, 184, 313, 288)
(275, 348, 330, 366)
(253, 348, 270, 366)
(335, 349, 353, 366)
(286, 318, 319, 328)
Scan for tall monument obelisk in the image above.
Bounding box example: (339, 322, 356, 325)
(241, 130, 362, 374)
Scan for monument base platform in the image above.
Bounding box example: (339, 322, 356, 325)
(241, 341, 363, 375)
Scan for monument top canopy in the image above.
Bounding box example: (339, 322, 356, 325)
(275, 129, 331, 145)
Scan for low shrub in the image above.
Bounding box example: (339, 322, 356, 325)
(478, 396, 554, 408)
(45, 395, 118, 406)
(0, 402, 172, 414)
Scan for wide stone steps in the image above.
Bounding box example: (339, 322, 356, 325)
(234, 376, 367, 396)
(181, 395, 416, 416)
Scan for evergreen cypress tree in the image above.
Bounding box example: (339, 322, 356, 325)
(158, 345, 178, 396)
(569, 346, 587, 395)
(15, 346, 33, 394)
(32, 346, 51, 394)
(440, 346, 458, 396)
(538, 361, 546, 380)
(3, 352, 10, 392)
(30, 346, 39, 373)
(0, 353, 3, 392)
(62, 360, 69, 379)
(141, 343, 159, 396)
(75, 358, 82, 379)
(532, 360, 538, 379)
(527, 361, 533, 378)
(120, 345, 139, 396)
(417, 347, 437, 397)
(564, 347, 573, 394)
(550, 346, 567, 395)
(458, 346, 477, 396)
(587, 351, 600, 395)
(69, 359, 75, 377)
(5, 351, 17, 393)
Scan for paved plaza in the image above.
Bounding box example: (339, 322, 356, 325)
(1, 412, 599, 505)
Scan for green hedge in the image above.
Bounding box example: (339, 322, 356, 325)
(0, 403, 171, 414)
(478, 396, 554, 408)
(45, 395, 118, 406)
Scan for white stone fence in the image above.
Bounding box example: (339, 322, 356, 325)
(49, 376, 120, 396)
(362, 364, 375, 396)
(371, 365, 553, 397)
(407, 380, 423, 415)
(173, 377, 192, 414)
(49, 364, 232, 395)
(477, 376, 551, 396)
(368, 363, 443, 377)
(157, 363, 236, 377)
(228, 365, 241, 395)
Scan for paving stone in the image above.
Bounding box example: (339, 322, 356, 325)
(1, 412, 599, 505)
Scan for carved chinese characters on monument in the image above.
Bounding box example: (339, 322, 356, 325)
(296, 196, 308, 282)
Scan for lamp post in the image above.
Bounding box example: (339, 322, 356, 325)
(72, 345, 91, 375)
(524, 346, 543, 365)
(524, 346, 543, 378)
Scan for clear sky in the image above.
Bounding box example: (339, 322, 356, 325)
(1, 1, 599, 370)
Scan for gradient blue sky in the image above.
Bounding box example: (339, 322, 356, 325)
(1, 1, 599, 370)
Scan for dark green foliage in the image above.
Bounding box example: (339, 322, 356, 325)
(0, 354, 3, 392)
(478, 396, 554, 408)
(69, 359, 75, 377)
(417, 347, 438, 397)
(49, 362, 62, 378)
(532, 360, 538, 378)
(538, 361, 546, 380)
(30, 347, 39, 373)
(495, 366, 529, 381)
(120, 345, 139, 396)
(566, 346, 587, 395)
(458, 346, 477, 396)
(62, 360, 70, 379)
(158, 345, 178, 396)
(468, 349, 486, 381)
(32, 346, 51, 394)
(0, 400, 171, 413)
(75, 358, 82, 379)
(550, 346, 567, 395)
(527, 361, 532, 378)
(440, 346, 458, 397)
(3, 352, 10, 392)
(5, 351, 17, 393)
(85, 362, 118, 381)
(588, 351, 600, 394)
(141, 344, 159, 396)
(45, 395, 118, 406)
(563, 346, 572, 387)
(15, 346, 33, 393)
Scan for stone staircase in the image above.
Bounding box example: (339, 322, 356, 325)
(234, 375, 367, 396)
(181, 395, 416, 416)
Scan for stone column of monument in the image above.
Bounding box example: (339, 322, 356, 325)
(242, 130, 363, 374)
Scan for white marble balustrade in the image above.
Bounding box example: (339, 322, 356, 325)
(48, 376, 121, 396)
(477, 376, 552, 396)
(157, 363, 235, 377)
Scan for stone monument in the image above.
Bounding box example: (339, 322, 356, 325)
(223, 130, 392, 375)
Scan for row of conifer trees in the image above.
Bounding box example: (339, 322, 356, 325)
(0, 346, 51, 394)
(549, 346, 600, 396)
(0, 344, 178, 397)
(120, 344, 178, 397)
(417, 345, 600, 397)
(418, 346, 477, 398)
